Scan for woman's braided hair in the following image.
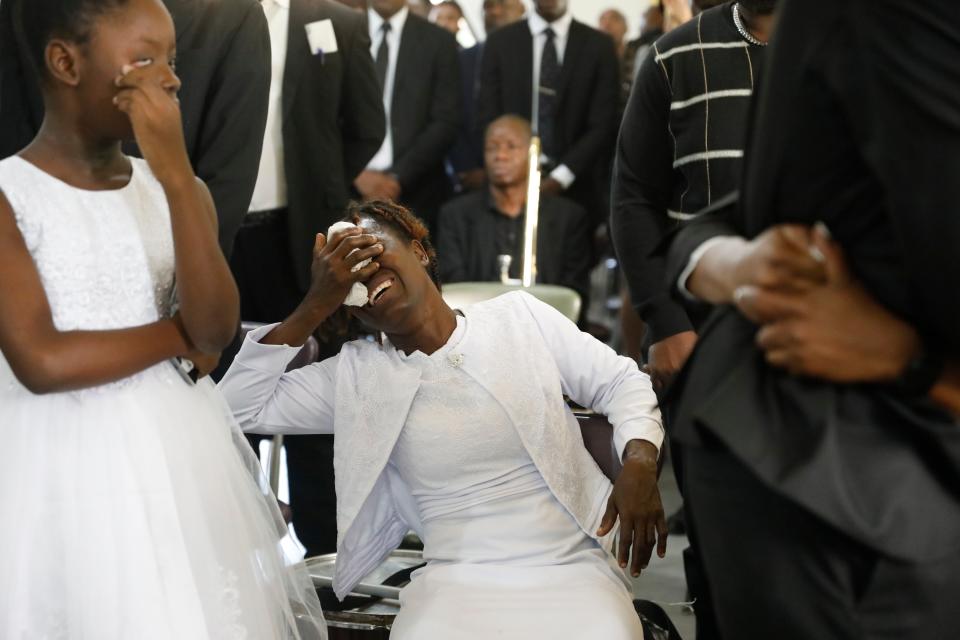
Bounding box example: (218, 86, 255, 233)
(345, 200, 441, 289)
(318, 200, 441, 342)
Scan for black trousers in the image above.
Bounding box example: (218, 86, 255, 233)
(670, 440, 721, 640)
(684, 443, 960, 640)
(285, 434, 338, 557)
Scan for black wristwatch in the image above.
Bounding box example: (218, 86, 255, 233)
(893, 347, 945, 397)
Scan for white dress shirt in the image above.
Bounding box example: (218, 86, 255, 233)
(677, 236, 737, 299)
(527, 11, 576, 190)
(249, 0, 290, 213)
(366, 6, 409, 172)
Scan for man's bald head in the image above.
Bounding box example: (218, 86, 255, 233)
(485, 114, 532, 144)
(483, 0, 526, 33)
(598, 9, 628, 48)
(485, 115, 533, 188)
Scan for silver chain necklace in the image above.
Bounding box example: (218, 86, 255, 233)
(733, 3, 767, 47)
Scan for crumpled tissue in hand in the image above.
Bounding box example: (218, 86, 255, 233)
(327, 221, 370, 307)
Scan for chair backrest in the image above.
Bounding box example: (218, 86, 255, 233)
(575, 411, 622, 482)
(239, 321, 319, 373)
(441, 282, 581, 322)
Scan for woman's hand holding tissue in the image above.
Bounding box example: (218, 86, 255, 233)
(305, 226, 383, 315)
(261, 226, 382, 348)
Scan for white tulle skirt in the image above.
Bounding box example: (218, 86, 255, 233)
(0, 361, 326, 640)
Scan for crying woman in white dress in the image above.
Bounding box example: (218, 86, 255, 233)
(220, 200, 668, 639)
(0, 0, 325, 637)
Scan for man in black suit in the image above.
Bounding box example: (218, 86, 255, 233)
(0, 0, 271, 257)
(352, 0, 460, 232)
(437, 115, 591, 307)
(445, 0, 526, 195)
(230, 0, 384, 324)
(664, 0, 960, 637)
(477, 0, 619, 224)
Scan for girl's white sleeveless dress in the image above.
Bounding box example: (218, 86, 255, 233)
(0, 156, 326, 640)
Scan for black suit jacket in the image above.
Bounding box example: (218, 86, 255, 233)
(283, 0, 385, 292)
(436, 190, 592, 306)
(0, 0, 271, 257)
(665, 0, 960, 562)
(477, 18, 619, 219)
(381, 13, 461, 229)
(447, 43, 484, 175)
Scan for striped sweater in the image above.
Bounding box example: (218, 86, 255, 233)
(611, 2, 767, 343)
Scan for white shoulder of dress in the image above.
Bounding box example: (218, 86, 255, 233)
(0, 155, 34, 183)
(128, 157, 161, 185)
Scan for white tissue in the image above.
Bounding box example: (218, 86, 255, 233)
(327, 221, 370, 307)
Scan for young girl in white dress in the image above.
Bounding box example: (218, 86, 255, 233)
(0, 0, 325, 637)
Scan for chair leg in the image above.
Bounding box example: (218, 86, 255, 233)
(267, 434, 285, 497)
(634, 600, 684, 640)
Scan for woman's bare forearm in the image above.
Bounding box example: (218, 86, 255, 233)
(162, 175, 239, 351)
(14, 319, 189, 394)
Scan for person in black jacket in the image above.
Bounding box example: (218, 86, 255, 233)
(611, 0, 774, 392)
(230, 0, 385, 324)
(437, 115, 591, 309)
(353, 0, 460, 232)
(665, 0, 960, 637)
(477, 0, 619, 225)
(0, 0, 271, 257)
(609, 7, 775, 637)
(445, 0, 526, 195)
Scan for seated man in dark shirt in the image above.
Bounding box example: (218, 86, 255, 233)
(437, 115, 592, 312)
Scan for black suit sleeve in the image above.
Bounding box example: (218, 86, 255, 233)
(0, 0, 43, 157)
(557, 34, 620, 179)
(192, 3, 271, 256)
(436, 202, 468, 283)
(558, 201, 593, 308)
(392, 30, 461, 189)
(476, 34, 503, 133)
(339, 13, 385, 182)
(840, 2, 960, 345)
(610, 50, 693, 344)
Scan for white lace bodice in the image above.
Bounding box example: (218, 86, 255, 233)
(0, 156, 175, 333)
(391, 317, 545, 524)
(389, 317, 616, 574)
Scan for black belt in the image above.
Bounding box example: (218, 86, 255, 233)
(243, 207, 287, 227)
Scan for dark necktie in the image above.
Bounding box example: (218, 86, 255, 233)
(375, 22, 392, 93)
(538, 27, 560, 159)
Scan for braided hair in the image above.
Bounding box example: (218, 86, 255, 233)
(318, 200, 442, 342)
(345, 200, 442, 289)
(12, 0, 132, 79)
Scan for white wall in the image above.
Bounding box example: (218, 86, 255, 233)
(449, 0, 656, 41)
(569, 0, 654, 40)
